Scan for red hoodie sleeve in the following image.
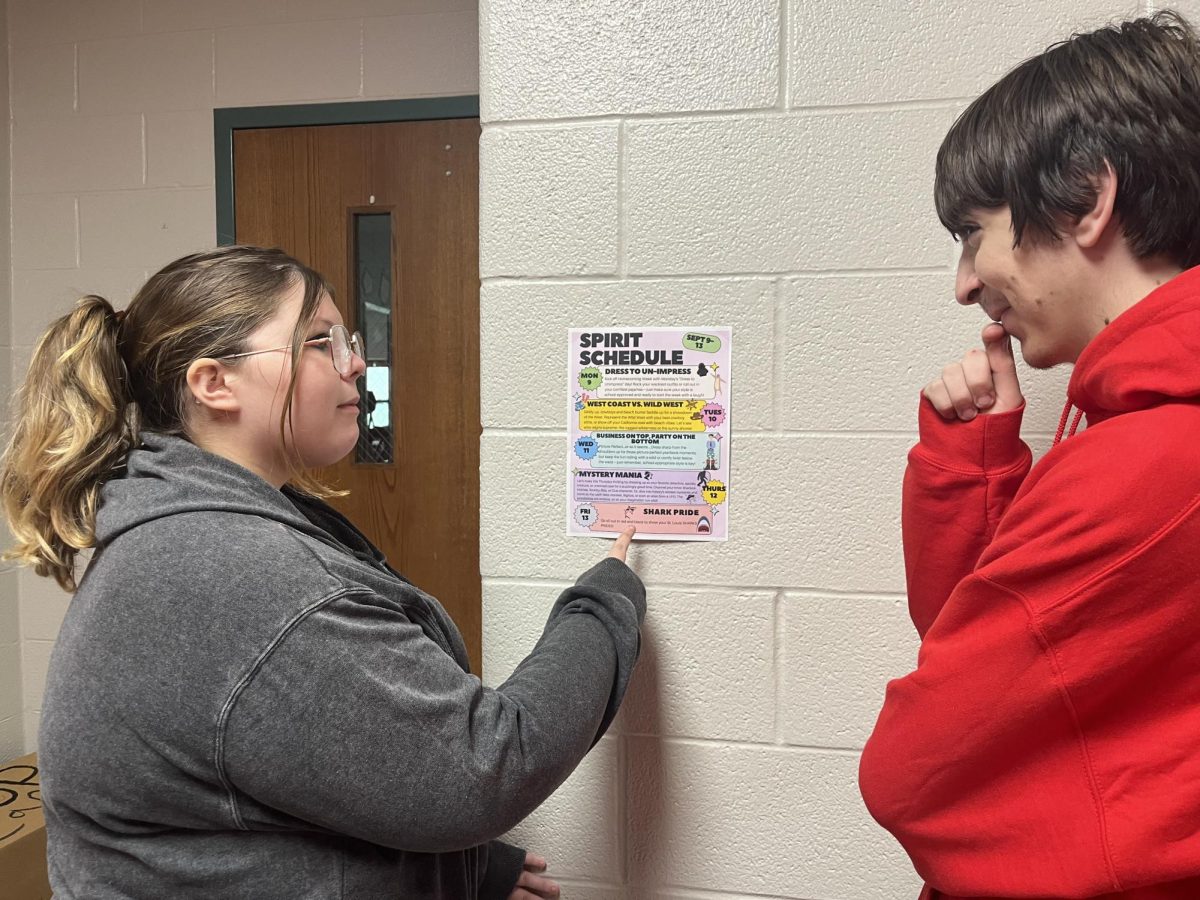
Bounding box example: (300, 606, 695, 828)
(902, 398, 1032, 637)
(863, 413, 1200, 898)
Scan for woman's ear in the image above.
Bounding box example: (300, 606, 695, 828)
(186, 359, 240, 413)
(1073, 159, 1118, 250)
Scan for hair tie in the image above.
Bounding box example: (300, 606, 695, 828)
(114, 309, 128, 324)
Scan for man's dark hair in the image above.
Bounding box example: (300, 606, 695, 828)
(935, 10, 1200, 267)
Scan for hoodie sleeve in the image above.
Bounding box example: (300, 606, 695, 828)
(477, 840, 527, 900)
(902, 398, 1031, 637)
(219, 556, 644, 854)
(862, 423, 1200, 897)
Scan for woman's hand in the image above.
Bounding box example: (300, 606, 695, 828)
(607, 526, 636, 563)
(507, 853, 560, 899)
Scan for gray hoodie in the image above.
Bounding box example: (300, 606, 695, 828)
(39, 433, 645, 899)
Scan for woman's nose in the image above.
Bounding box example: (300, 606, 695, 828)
(346, 350, 367, 380)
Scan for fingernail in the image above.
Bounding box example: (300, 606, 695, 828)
(962, 408, 976, 421)
(977, 395, 994, 407)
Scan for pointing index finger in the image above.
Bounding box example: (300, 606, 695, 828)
(608, 527, 636, 561)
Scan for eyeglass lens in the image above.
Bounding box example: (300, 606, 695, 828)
(330, 325, 365, 376)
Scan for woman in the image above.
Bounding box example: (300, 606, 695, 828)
(1, 246, 645, 899)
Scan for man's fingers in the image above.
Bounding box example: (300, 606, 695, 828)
(517, 870, 561, 898)
(923, 380, 956, 420)
(940, 362, 978, 421)
(608, 526, 635, 561)
(960, 348, 995, 409)
(981, 323, 1023, 406)
(523, 854, 548, 873)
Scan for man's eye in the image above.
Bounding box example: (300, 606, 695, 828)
(958, 226, 980, 244)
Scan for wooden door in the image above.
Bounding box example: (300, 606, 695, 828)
(232, 119, 482, 673)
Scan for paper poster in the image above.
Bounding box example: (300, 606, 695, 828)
(567, 327, 732, 541)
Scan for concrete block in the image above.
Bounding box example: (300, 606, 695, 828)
(363, 12, 479, 98)
(480, 125, 618, 277)
(480, 279, 774, 430)
(479, 433, 908, 593)
(18, 570, 72, 644)
(780, 593, 918, 750)
(143, 0, 288, 32)
(791, 1, 1136, 106)
(21, 640, 53, 712)
(9, 0, 140, 47)
(482, 0, 777, 121)
(288, 0, 475, 19)
(13, 115, 144, 194)
(12, 349, 34, 394)
(0, 645, 22, 731)
(618, 588, 774, 741)
(0, 342, 10, 401)
(626, 739, 920, 897)
(553, 885, 622, 900)
(216, 19, 361, 105)
(781, 273, 965, 431)
(11, 268, 148, 347)
(0, 355, 10, 445)
(78, 189, 215, 270)
(481, 579, 566, 689)
(12, 195, 78, 270)
(626, 109, 955, 274)
(481, 582, 574, 703)
(23, 709, 40, 754)
(0, 581, 18, 646)
(79, 31, 214, 113)
(0, 716, 24, 766)
(11, 42, 75, 118)
(503, 736, 621, 883)
(146, 111, 217, 188)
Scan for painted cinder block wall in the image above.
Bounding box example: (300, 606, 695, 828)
(0, 0, 19, 764)
(476, 1, 1169, 897)
(4, 0, 478, 753)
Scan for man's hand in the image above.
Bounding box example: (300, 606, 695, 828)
(607, 526, 636, 562)
(507, 853, 560, 899)
(923, 322, 1024, 421)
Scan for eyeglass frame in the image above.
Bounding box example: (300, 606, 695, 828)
(219, 323, 365, 377)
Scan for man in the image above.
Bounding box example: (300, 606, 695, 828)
(860, 12, 1200, 899)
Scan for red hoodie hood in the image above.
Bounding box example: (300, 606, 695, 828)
(1067, 265, 1200, 427)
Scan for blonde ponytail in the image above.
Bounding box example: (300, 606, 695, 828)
(1, 296, 137, 591)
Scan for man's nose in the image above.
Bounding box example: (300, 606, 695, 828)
(955, 255, 982, 306)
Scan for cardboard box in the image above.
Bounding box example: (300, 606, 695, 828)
(0, 752, 51, 900)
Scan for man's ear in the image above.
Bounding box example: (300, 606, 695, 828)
(186, 359, 240, 413)
(1073, 159, 1118, 250)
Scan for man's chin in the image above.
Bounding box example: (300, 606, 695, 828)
(1017, 340, 1069, 370)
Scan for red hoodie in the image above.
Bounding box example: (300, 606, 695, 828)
(860, 266, 1200, 899)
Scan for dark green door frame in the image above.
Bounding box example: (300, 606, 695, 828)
(213, 95, 481, 245)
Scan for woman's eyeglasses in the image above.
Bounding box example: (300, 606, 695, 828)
(221, 324, 364, 377)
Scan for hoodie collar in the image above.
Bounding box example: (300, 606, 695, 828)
(1064, 265, 1200, 433)
(96, 433, 341, 551)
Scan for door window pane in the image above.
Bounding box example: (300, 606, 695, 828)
(354, 212, 394, 464)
